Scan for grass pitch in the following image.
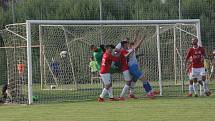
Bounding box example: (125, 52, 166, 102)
(1, 96, 215, 121)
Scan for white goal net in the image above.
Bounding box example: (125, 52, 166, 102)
(1, 20, 201, 104)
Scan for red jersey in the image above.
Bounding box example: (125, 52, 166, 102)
(120, 49, 129, 71)
(17, 64, 25, 74)
(100, 52, 119, 74)
(186, 47, 205, 68)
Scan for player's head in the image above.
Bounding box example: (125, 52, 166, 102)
(130, 42, 135, 48)
(191, 37, 198, 46)
(17, 60, 22, 64)
(121, 40, 129, 49)
(90, 45, 97, 51)
(105, 45, 113, 53)
(122, 37, 130, 42)
(99, 44, 106, 52)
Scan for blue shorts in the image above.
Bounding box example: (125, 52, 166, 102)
(129, 64, 144, 79)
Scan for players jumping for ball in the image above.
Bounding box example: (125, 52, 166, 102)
(92, 35, 211, 102)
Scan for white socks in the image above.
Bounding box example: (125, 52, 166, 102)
(193, 83, 198, 95)
(108, 87, 113, 98)
(189, 84, 193, 94)
(120, 85, 129, 97)
(203, 81, 209, 93)
(130, 81, 136, 95)
(100, 88, 108, 98)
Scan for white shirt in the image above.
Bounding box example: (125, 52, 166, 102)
(128, 49, 138, 66)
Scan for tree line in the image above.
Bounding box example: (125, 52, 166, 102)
(0, 0, 215, 43)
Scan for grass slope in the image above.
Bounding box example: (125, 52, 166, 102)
(1, 97, 215, 121)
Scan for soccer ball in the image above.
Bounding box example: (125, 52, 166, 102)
(60, 51, 67, 58)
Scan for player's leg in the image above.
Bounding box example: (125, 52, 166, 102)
(98, 73, 111, 102)
(192, 79, 198, 97)
(191, 68, 199, 97)
(202, 75, 211, 96)
(187, 70, 194, 97)
(194, 68, 204, 96)
(187, 79, 193, 97)
(107, 75, 113, 99)
(119, 70, 132, 100)
(2, 84, 8, 101)
(200, 68, 211, 96)
(107, 83, 118, 101)
(129, 64, 158, 98)
(129, 77, 138, 99)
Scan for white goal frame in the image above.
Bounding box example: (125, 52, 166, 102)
(26, 19, 201, 104)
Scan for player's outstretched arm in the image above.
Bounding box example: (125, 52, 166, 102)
(123, 35, 144, 58)
(123, 49, 135, 58)
(185, 48, 192, 69)
(134, 35, 145, 50)
(133, 31, 139, 44)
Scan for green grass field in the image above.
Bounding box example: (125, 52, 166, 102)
(1, 96, 215, 121)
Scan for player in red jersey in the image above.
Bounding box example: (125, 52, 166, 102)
(117, 40, 133, 101)
(185, 37, 211, 96)
(98, 45, 120, 102)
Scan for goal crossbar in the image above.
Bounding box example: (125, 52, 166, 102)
(27, 19, 200, 25)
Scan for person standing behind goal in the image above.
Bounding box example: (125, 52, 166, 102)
(185, 37, 211, 96)
(17, 61, 25, 97)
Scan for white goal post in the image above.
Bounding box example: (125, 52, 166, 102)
(24, 19, 201, 104)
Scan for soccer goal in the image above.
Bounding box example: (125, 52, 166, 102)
(2, 19, 201, 104)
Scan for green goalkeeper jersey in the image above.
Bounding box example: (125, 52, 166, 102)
(93, 47, 103, 69)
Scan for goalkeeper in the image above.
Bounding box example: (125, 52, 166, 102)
(90, 45, 105, 70)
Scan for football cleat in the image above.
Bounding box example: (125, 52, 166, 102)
(205, 91, 211, 96)
(146, 93, 155, 99)
(187, 93, 192, 97)
(152, 90, 160, 95)
(118, 97, 125, 101)
(194, 94, 198, 97)
(129, 94, 138, 99)
(97, 97, 105, 102)
(109, 98, 119, 101)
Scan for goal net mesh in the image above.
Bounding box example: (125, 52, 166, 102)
(1, 21, 199, 103)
